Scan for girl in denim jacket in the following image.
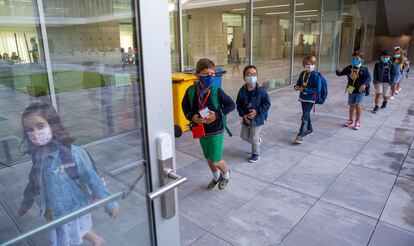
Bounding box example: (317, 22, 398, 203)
(18, 102, 119, 246)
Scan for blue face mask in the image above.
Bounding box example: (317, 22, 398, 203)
(381, 57, 390, 63)
(199, 75, 213, 87)
(352, 58, 361, 67)
(394, 54, 401, 58)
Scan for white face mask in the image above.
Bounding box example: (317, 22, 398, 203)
(27, 127, 53, 146)
(305, 64, 315, 72)
(245, 75, 257, 84)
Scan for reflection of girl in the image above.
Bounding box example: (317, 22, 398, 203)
(30, 37, 39, 63)
(18, 102, 119, 246)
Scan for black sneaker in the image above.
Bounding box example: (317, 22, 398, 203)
(372, 106, 379, 113)
(248, 154, 260, 163)
(381, 101, 387, 109)
(207, 177, 221, 190)
(218, 171, 230, 190)
(304, 130, 313, 137)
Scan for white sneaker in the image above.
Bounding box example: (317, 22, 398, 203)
(398, 88, 402, 92)
(389, 96, 395, 100)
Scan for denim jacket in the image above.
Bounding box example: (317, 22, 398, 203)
(373, 61, 399, 84)
(295, 70, 321, 103)
(20, 143, 118, 220)
(236, 83, 271, 127)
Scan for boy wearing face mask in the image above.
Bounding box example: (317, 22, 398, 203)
(336, 51, 371, 130)
(391, 47, 404, 98)
(182, 58, 235, 190)
(294, 56, 321, 144)
(236, 65, 271, 162)
(372, 50, 398, 113)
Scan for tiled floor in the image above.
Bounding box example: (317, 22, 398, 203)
(176, 66, 414, 245)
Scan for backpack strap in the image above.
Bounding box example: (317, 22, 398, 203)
(188, 83, 232, 137)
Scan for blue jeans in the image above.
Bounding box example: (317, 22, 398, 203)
(298, 102, 314, 138)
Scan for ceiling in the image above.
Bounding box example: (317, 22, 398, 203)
(380, 0, 414, 36)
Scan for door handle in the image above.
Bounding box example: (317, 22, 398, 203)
(147, 168, 187, 201)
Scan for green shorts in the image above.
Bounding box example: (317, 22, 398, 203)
(199, 133, 224, 162)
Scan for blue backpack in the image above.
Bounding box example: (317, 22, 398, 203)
(315, 72, 328, 104)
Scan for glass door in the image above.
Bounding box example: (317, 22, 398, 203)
(0, 0, 182, 245)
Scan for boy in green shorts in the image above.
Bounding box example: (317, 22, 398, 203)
(181, 58, 235, 190)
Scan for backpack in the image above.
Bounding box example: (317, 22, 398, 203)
(187, 83, 232, 137)
(315, 72, 328, 104)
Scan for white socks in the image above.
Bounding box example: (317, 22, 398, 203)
(222, 170, 230, 180)
(213, 171, 221, 181)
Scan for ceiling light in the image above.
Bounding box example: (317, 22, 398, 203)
(265, 11, 290, 15)
(231, 8, 246, 11)
(186, 0, 227, 7)
(296, 14, 318, 18)
(296, 10, 318, 13)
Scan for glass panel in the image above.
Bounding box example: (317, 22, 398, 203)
(182, 0, 250, 98)
(0, 0, 152, 245)
(318, 0, 341, 73)
(292, 0, 321, 80)
(169, 0, 180, 71)
(252, 0, 293, 90)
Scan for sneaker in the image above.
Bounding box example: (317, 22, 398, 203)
(389, 96, 395, 100)
(207, 176, 221, 190)
(218, 171, 230, 190)
(295, 136, 304, 144)
(381, 101, 387, 109)
(372, 106, 379, 113)
(248, 154, 260, 163)
(304, 130, 313, 137)
(398, 87, 402, 92)
(344, 119, 354, 127)
(353, 121, 361, 130)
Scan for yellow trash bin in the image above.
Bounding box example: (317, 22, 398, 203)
(172, 73, 197, 137)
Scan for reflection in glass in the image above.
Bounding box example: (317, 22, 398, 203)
(252, 0, 293, 90)
(1, 0, 152, 245)
(182, 0, 250, 98)
(292, 0, 321, 80)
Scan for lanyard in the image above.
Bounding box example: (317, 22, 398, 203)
(351, 65, 360, 86)
(197, 88, 210, 110)
(301, 72, 310, 87)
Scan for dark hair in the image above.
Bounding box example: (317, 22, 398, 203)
(381, 50, 390, 56)
(21, 101, 75, 154)
(243, 65, 258, 76)
(196, 58, 215, 73)
(352, 50, 365, 59)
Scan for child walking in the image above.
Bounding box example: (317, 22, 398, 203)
(372, 50, 398, 113)
(294, 56, 321, 144)
(18, 102, 119, 246)
(336, 51, 371, 130)
(182, 58, 235, 190)
(236, 65, 271, 162)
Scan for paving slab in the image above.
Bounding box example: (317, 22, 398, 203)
(400, 160, 414, 181)
(191, 233, 231, 246)
(179, 216, 207, 246)
(176, 150, 200, 170)
(275, 154, 348, 198)
(351, 140, 408, 174)
(234, 146, 307, 184)
(280, 201, 377, 246)
(369, 221, 414, 246)
(322, 164, 396, 218)
(179, 171, 268, 230)
(210, 185, 316, 246)
(381, 177, 414, 233)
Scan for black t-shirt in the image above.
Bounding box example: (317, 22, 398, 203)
(382, 63, 390, 82)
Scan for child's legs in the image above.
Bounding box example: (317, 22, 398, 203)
(298, 102, 307, 137)
(305, 103, 313, 131)
(200, 134, 226, 173)
(391, 83, 397, 96)
(207, 160, 219, 172)
(250, 126, 263, 155)
(84, 230, 104, 246)
(240, 124, 250, 143)
(382, 83, 391, 101)
(215, 160, 229, 174)
(349, 105, 355, 120)
(355, 104, 362, 121)
(374, 83, 383, 106)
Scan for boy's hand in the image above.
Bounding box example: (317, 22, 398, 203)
(110, 208, 119, 218)
(359, 84, 366, 92)
(336, 67, 343, 73)
(243, 115, 251, 125)
(247, 109, 257, 119)
(205, 111, 216, 124)
(192, 114, 205, 125)
(294, 85, 300, 91)
(18, 208, 27, 217)
(299, 87, 304, 92)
